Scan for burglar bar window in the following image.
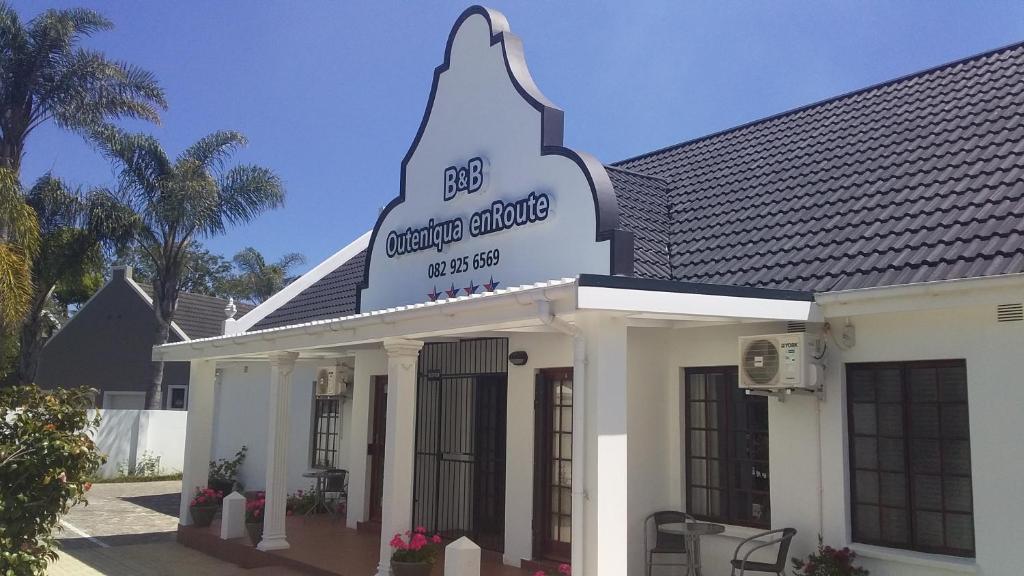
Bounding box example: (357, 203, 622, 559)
(684, 366, 770, 528)
(847, 361, 975, 557)
(311, 395, 341, 469)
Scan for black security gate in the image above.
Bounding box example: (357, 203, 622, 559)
(413, 338, 508, 551)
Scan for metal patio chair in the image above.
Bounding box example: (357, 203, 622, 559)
(323, 469, 348, 517)
(644, 510, 694, 576)
(729, 528, 797, 576)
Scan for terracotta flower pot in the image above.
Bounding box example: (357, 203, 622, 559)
(189, 505, 217, 528)
(246, 522, 264, 547)
(391, 561, 432, 576)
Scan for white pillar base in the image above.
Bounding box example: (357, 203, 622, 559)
(256, 535, 290, 551)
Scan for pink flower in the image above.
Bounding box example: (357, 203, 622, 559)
(389, 534, 407, 550)
(432, 534, 442, 544)
(558, 564, 571, 575)
(534, 572, 546, 576)
(410, 533, 428, 551)
(414, 525, 427, 533)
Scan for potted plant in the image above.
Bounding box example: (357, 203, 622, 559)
(208, 446, 247, 495)
(244, 492, 266, 546)
(389, 526, 443, 576)
(792, 537, 869, 576)
(188, 487, 223, 528)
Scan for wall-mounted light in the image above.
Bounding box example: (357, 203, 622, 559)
(508, 351, 529, 366)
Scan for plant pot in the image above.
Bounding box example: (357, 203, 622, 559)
(246, 522, 263, 547)
(189, 505, 217, 528)
(209, 478, 234, 496)
(391, 561, 432, 576)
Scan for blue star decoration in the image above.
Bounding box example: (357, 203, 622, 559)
(428, 286, 440, 302)
(446, 283, 459, 298)
(484, 276, 500, 292)
(464, 280, 479, 295)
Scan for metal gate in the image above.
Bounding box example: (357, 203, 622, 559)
(413, 338, 508, 551)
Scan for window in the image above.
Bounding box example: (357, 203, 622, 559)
(847, 361, 974, 557)
(684, 366, 769, 527)
(165, 385, 188, 410)
(311, 395, 342, 468)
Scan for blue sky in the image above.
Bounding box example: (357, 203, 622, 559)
(12, 1, 1024, 272)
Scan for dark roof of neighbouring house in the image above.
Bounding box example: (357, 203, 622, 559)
(138, 285, 255, 339)
(249, 248, 367, 331)
(612, 41, 1024, 291)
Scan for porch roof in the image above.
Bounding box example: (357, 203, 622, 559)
(152, 275, 820, 362)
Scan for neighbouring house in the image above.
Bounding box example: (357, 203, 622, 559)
(36, 265, 253, 409)
(165, 7, 1024, 576)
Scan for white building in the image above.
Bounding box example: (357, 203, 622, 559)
(161, 7, 1024, 576)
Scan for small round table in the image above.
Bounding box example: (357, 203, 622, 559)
(301, 470, 331, 515)
(659, 522, 726, 576)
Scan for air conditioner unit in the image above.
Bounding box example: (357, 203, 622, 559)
(315, 367, 343, 397)
(738, 333, 823, 391)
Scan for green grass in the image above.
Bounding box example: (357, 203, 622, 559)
(89, 472, 183, 484)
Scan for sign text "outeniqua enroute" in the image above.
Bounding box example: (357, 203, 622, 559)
(384, 158, 550, 258)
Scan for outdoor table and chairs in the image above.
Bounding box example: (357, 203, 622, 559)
(658, 519, 725, 576)
(301, 468, 348, 516)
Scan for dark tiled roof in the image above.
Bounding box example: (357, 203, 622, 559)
(250, 249, 367, 330)
(606, 165, 672, 279)
(139, 286, 254, 339)
(614, 42, 1024, 291)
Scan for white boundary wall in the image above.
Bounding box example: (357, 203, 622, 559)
(89, 409, 187, 479)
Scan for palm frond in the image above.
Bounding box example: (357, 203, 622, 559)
(212, 165, 285, 234)
(0, 242, 32, 328)
(231, 246, 265, 276)
(91, 127, 171, 212)
(178, 130, 247, 173)
(25, 173, 84, 233)
(84, 188, 140, 250)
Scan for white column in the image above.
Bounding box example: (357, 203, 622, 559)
(179, 360, 217, 525)
(580, 313, 628, 576)
(347, 348, 386, 529)
(258, 351, 299, 551)
(376, 338, 423, 576)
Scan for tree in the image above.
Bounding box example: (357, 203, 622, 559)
(0, 3, 166, 175)
(232, 247, 305, 303)
(0, 168, 38, 381)
(112, 241, 237, 299)
(15, 175, 137, 385)
(97, 128, 285, 409)
(0, 385, 104, 574)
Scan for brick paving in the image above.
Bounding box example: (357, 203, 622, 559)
(51, 480, 302, 576)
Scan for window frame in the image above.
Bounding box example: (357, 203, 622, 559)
(846, 360, 975, 558)
(684, 365, 770, 528)
(165, 385, 188, 410)
(310, 393, 342, 469)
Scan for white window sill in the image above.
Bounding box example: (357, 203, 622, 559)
(708, 524, 772, 541)
(850, 544, 977, 574)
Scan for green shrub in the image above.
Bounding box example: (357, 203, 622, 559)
(116, 450, 162, 478)
(0, 386, 105, 575)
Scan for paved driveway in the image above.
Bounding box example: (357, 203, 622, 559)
(52, 480, 299, 576)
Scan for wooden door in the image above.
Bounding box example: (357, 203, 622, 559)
(368, 375, 388, 522)
(534, 368, 573, 562)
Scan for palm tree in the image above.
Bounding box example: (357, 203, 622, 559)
(0, 168, 37, 333)
(232, 247, 305, 303)
(97, 128, 285, 409)
(0, 3, 166, 175)
(16, 175, 137, 385)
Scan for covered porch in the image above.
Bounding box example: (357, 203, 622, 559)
(158, 275, 819, 575)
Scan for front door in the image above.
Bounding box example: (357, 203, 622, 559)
(368, 375, 387, 523)
(534, 368, 573, 562)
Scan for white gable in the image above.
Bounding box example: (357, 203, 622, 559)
(359, 6, 627, 313)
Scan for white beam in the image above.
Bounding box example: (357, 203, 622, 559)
(578, 286, 821, 322)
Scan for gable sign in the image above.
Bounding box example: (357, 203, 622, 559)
(358, 6, 631, 313)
